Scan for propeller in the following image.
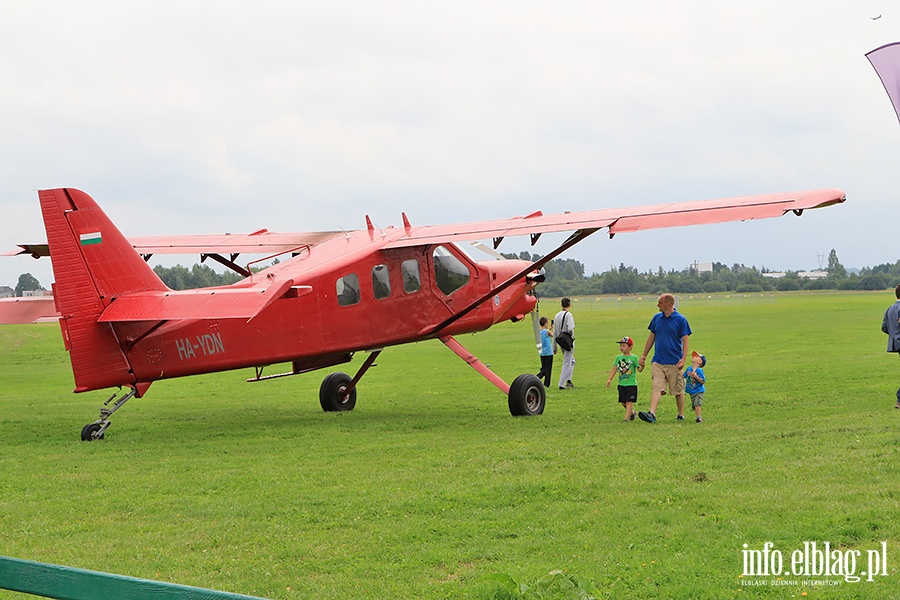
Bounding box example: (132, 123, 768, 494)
(531, 308, 542, 350)
(470, 240, 507, 260)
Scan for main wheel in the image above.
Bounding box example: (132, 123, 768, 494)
(508, 374, 545, 416)
(80, 422, 105, 441)
(319, 372, 357, 412)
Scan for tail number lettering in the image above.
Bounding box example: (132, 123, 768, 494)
(175, 333, 226, 361)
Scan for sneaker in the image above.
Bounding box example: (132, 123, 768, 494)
(558, 386, 565, 390)
(676, 415, 685, 421)
(695, 417, 703, 423)
(638, 411, 656, 423)
(565, 381, 574, 389)
(629, 412, 636, 421)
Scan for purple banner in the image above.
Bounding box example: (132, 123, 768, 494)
(867, 42, 900, 125)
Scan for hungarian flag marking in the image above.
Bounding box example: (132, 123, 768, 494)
(79, 232, 102, 246)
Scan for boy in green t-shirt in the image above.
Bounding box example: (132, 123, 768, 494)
(606, 336, 644, 421)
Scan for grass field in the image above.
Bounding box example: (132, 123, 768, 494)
(0, 292, 898, 599)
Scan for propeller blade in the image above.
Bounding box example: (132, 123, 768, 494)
(531, 310, 542, 350)
(470, 241, 507, 260)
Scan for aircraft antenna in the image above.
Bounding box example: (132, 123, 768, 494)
(364, 215, 387, 239)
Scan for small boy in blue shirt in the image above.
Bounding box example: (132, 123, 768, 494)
(536, 317, 553, 387)
(684, 350, 706, 423)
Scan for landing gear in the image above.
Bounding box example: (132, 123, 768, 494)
(439, 336, 546, 417)
(508, 374, 546, 416)
(80, 387, 139, 441)
(318, 350, 381, 413)
(80, 422, 105, 441)
(319, 372, 357, 412)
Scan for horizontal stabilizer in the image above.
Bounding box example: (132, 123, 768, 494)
(97, 280, 309, 322)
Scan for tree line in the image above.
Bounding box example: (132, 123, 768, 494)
(9, 248, 899, 296)
(506, 248, 900, 296)
(9, 264, 242, 295)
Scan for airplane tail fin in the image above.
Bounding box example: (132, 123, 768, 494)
(39, 188, 167, 392)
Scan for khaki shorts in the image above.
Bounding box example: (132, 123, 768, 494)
(651, 362, 685, 395)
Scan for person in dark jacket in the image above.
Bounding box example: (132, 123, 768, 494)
(881, 284, 900, 409)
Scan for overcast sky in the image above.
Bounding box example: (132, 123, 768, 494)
(1, 1, 897, 289)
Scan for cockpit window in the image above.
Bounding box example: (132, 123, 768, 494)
(372, 264, 390, 300)
(433, 246, 470, 295)
(336, 273, 360, 306)
(402, 259, 420, 293)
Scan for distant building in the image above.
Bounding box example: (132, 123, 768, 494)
(761, 270, 828, 280)
(798, 270, 828, 280)
(690, 261, 713, 274)
(0, 286, 13, 298)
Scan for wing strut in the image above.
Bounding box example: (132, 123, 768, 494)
(343, 349, 382, 396)
(423, 228, 599, 337)
(440, 336, 510, 394)
(201, 253, 251, 277)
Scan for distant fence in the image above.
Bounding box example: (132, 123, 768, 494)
(546, 293, 778, 311)
(0, 556, 268, 600)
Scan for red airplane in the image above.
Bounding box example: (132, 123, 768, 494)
(13, 187, 844, 440)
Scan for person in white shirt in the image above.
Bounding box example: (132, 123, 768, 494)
(552, 297, 575, 389)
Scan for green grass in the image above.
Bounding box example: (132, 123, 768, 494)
(0, 292, 898, 599)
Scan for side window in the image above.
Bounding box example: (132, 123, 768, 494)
(372, 264, 390, 300)
(402, 259, 420, 293)
(433, 246, 470, 295)
(336, 273, 360, 306)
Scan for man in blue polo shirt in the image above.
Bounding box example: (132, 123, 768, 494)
(637, 293, 692, 423)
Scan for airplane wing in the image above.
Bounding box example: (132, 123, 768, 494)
(128, 230, 342, 255)
(384, 188, 844, 248)
(4, 230, 342, 258)
(8, 188, 844, 261)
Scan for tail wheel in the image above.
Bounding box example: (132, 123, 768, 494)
(319, 372, 357, 412)
(80, 422, 105, 441)
(508, 374, 545, 416)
